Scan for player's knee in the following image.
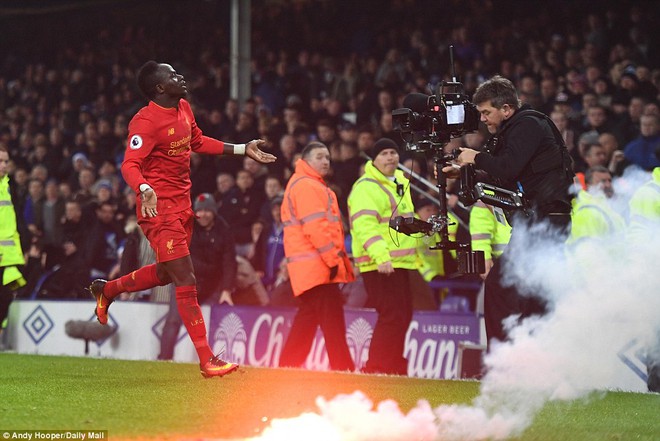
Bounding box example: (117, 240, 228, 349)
(168, 268, 196, 287)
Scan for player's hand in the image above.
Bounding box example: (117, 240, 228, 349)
(140, 188, 158, 218)
(377, 261, 395, 275)
(246, 139, 277, 164)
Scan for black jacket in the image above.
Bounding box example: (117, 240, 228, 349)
(221, 187, 264, 245)
(84, 220, 123, 275)
(475, 105, 574, 216)
(190, 216, 237, 303)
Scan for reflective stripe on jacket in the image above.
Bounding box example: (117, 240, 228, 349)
(348, 161, 418, 273)
(281, 159, 354, 296)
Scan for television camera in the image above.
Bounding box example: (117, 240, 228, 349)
(391, 85, 480, 151)
(389, 47, 526, 275)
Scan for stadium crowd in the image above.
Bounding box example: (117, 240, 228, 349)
(0, 0, 659, 314)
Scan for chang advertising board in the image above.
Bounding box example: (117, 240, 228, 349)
(208, 305, 479, 379)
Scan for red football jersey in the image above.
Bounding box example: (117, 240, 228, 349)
(122, 99, 224, 215)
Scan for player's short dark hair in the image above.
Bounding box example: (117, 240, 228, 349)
(473, 75, 520, 109)
(301, 141, 328, 160)
(137, 61, 162, 100)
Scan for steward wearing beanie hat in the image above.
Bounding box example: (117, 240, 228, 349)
(347, 135, 417, 375)
(371, 137, 399, 158)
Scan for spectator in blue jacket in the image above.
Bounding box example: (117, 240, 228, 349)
(624, 113, 660, 171)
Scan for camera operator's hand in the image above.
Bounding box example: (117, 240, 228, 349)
(456, 147, 479, 166)
(441, 147, 480, 177)
(440, 164, 460, 178)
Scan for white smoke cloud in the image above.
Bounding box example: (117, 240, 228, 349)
(251, 169, 659, 441)
(254, 391, 438, 441)
(434, 167, 659, 439)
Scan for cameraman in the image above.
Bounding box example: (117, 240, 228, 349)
(443, 75, 574, 349)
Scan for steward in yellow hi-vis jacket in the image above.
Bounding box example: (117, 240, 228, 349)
(565, 167, 625, 289)
(0, 146, 26, 330)
(629, 167, 660, 242)
(470, 200, 512, 280)
(279, 141, 355, 371)
(569, 166, 625, 245)
(347, 138, 417, 375)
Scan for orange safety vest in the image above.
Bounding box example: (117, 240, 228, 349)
(281, 159, 354, 296)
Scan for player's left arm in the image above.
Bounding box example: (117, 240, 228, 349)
(194, 136, 276, 164)
(186, 101, 276, 163)
(244, 139, 276, 163)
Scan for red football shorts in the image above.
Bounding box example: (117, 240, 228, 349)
(138, 208, 194, 263)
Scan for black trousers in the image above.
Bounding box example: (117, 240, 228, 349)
(483, 256, 546, 347)
(0, 267, 14, 327)
(484, 211, 571, 350)
(362, 268, 414, 375)
(279, 283, 355, 371)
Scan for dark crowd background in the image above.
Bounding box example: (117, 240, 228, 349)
(1, 0, 659, 303)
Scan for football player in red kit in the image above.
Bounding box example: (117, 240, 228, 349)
(88, 61, 276, 378)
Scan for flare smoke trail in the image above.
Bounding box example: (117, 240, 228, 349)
(433, 167, 659, 439)
(254, 168, 659, 441)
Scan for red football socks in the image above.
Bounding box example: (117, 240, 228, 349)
(176, 285, 213, 362)
(103, 264, 163, 299)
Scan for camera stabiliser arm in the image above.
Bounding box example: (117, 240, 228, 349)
(390, 148, 485, 275)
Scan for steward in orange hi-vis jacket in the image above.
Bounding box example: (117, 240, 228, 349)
(279, 142, 355, 371)
(281, 148, 354, 295)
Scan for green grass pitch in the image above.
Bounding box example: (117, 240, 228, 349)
(0, 354, 658, 440)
